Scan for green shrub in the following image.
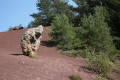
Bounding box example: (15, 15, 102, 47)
(96, 76, 107, 80)
(8, 27, 14, 31)
(86, 49, 113, 78)
(69, 75, 82, 80)
(114, 67, 120, 74)
(49, 13, 76, 50)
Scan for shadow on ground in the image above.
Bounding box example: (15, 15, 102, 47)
(11, 54, 23, 56)
(41, 41, 56, 47)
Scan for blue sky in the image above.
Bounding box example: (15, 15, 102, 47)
(0, 0, 76, 32)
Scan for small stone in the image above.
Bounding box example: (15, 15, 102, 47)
(22, 62, 25, 64)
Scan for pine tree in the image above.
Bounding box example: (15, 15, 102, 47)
(49, 13, 76, 50)
(72, 0, 120, 49)
(30, 0, 75, 26)
(78, 6, 116, 54)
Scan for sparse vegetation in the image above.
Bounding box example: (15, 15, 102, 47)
(69, 75, 82, 80)
(60, 49, 86, 58)
(29, 52, 39, 59)
(114, 67, 120, 74)
(8, 27, 14, 31)
(113, 60, 120, 74)
(86, 49, 113, 78)
(96, 75, 110, 80)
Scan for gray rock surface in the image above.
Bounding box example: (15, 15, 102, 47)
(21, 25, 43, 56)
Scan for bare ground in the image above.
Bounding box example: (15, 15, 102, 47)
(0, 27, 119, 80)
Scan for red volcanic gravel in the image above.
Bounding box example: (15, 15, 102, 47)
(0, 27, 99, 80)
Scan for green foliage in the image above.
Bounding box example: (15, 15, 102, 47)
(73, 0, 120, 50)
(30, 0, 120, 50)
(27, 20, 38, 28)
(78, 6, 116, 55)
(86, 49, 113, 78)
(8, 26, 14, 31)
(30, 0, 75, 26)
(69, 75, 82, 80)
(104, 0, 120, 36)
(104, 0, 120, 50)
(96, 75, 107, 80)
(49, 13, 76, 50)
(113, 37, 120, 50)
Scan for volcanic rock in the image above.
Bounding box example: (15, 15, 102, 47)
(14, 26, 23, 30)
(21, 25, 43, 57)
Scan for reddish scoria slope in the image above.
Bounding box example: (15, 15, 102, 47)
(0, 27, 96, 80)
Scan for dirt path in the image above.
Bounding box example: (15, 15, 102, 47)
(0, 27, 97, 80)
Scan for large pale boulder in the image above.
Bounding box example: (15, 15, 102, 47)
(21, 25, 43, 57)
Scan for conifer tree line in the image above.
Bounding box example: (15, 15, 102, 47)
(29, 0, 120, 54)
